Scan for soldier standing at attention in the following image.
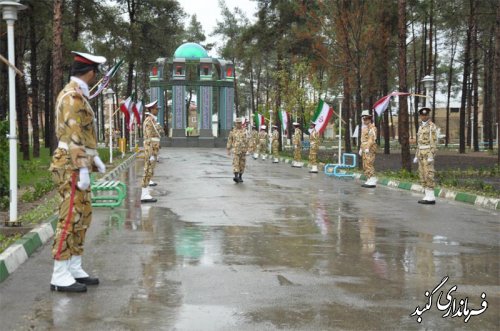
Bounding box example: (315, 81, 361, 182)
(250, 125, 259, 159)
(292, 122, 303, 168)
(359, 110, 378, 188)
(271, 125, 280, 163)
(414, 107, 437, 204)
(141, 100, 161, 203)
(258, 125, 268, 160)
(227, 118, 248, 183)
(308, 121, 320, 173)
(49, 51, 106, 293)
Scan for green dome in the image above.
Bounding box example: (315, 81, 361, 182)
(173, 42, 209, 59)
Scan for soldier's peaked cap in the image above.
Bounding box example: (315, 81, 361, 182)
(260, 125, 266, 129)
(145, 100, 158, 108)
(71, 51, 106, 65)
(292, 121, 300, 126)
(361, 110, 372, 117)
(418, 107, 431, 115)
(234, 118, 242, 123)
(272, 125, 278, 128)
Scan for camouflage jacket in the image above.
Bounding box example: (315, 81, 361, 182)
(227, 127, 248, 154)
(417, 120, 437, 155)
(309, 129, 320, 148)
(52, 80, 97, 170)
(293, 128, 302, 147)
(258, 131, 268, 142)
(143, 114, 162, 141)
(360, 123, 377, 151)
(272, 130, 279, 142)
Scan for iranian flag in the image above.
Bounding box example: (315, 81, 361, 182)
(312, 99, 334, 134)
(253, 113, 264, 127)
(89, 59, 124, 99)
(120, 96, 132, 129)
(279, 110, 289, 134)
(373, 91, 411, 116)
(132, 100, 142, 125)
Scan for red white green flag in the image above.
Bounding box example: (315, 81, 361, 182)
(279, 110, 289, 134)
(312, 99, 334, 134)
(253, 113, 264, 127)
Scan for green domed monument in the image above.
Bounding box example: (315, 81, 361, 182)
(149, 42, 235, 147)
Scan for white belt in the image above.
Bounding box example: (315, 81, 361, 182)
(419, 145, 431, 150)
(85, 148, 97, 156)
(57, 141, 69, 150)
(151, 138, 160, 142)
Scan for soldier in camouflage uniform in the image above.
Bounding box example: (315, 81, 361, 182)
(292, 122, 303, 168)
(141, 100, 162, 202)
(48, 51, 106, 293)
(258, 125, 268, 160)
(308, 121, 320, 173)
(227, 118, 248, 183)
(359, 110, 378, 188)
(271, 125, 280, 163)
(251, 126, 259, 159)
(414, 107, 437, 204)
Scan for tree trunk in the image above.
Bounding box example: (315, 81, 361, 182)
(29, 3, 40, 158)
(495, 2, 500, 165)
(44, 50, 52, 149)
(472, 18, 479, 151)
(484, 26, 494, 150)
(398, 0, 411, 172)
(445, 32, 457, 147)
(51, 0, 64, 154)
(459, 0, 474, 154)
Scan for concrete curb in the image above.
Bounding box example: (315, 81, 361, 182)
(276, 156, 499, 211)
(0, 153, 137, 284)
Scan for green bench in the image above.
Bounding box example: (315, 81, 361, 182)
(90, 175, 127, 208)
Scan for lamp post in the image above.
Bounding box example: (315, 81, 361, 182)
(104, 88, 115, 164)
(268, 109, 273, 154)
(421, 75, 434, 108)
(1, 0, 26, 226)
(337, 93, 344, 164)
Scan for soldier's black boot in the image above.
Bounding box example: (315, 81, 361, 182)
(233, 172, 239, 183)
(238, 173, 244, 183)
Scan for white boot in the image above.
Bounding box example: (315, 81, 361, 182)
(261, 154, 266, 160)
(253, 153, 258, 159)
(296, 162, 303, 168)
(51, 259, 76, 287)
(68, 255, 89, 279)
(273, 158, 279, 163)
(418, 188, 436, 204)
(291, 161, 297, 167)
(309, 165, 318, 173)
(148, 180, 157, 187)
(425, 189, 436, 201)
(141, 187, 157, 203)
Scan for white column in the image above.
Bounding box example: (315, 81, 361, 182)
(7, 17, 17, 224)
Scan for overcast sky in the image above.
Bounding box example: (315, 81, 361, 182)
(177, 0, 257, 57)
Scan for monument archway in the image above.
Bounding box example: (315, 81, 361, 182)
(149, 42, 235, 147)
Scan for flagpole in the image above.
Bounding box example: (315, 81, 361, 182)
(89, 77, 103, 93)
(337, 94, 344, 164)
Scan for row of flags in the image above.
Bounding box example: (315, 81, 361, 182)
(120, 94, 143, 131)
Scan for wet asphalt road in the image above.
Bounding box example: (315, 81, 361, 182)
(0, 148, 498, 331)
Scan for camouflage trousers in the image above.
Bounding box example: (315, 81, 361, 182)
(362, 151, 376, 178)
(248, 140, 256, 153)
(309, 144, 318, 166)
(293, 145, 302, 162)
(418, 149, 435, 189)
(259, 140, 267, 155)
(50, 149, 92, 260)
(142, 141, 159, 187)
(272, 140, 279, 159)
(232, 152, 246, 173)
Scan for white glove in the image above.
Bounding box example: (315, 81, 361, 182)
(358, 149, 362, 156)
(427, 157, 434, 162)
(94, 155, 106, 174)
(364, 149, 369, 154)
(77, 167, 90, 190)
(149, 155, 155, 162)
(413, 157, 418, 164)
